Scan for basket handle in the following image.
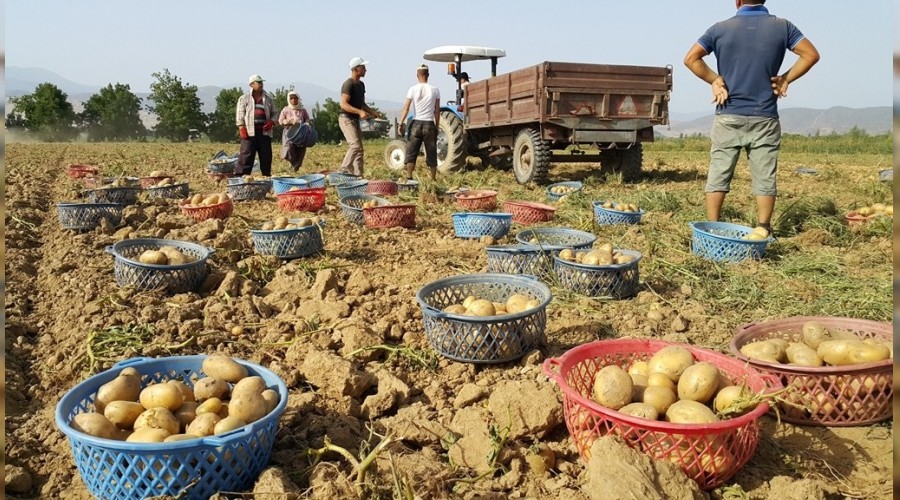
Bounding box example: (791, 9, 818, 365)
(542, 358, 563, 382)
(104, 246, 115, 255)
(112, 357, 152, 369)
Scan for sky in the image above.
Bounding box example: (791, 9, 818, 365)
(6, 1, 895, 116)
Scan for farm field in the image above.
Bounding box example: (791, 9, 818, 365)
(4, 139, 893, 499)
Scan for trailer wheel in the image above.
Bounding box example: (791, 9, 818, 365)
(436, 111, 467, 173)
(600, 144, 643, 182)
(512, 128, 550, 184)
(383, 140, 407, 171)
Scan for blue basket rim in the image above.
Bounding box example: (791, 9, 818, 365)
(230, 179, 272, 186)
(553, 248, 643, 269)
(546, 181, 583, 191)
(591, 201, 645, 215)
(57, 202, 125, 209)
(451, 212, 513, 220)
(689, 221, 774, 242)
(298, 173, 326, 181)
(105, 238, 215, 268)
(54, 355, 287, 451)
(397, 179, 420, 186)
(336, 179, 369, 189)
(250, 218, 326, 234)
(272, 176, 309, 183)
(415, 273, 552, 322)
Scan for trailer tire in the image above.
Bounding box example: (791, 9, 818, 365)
(512, 128, 550, 184)
(437, 111, 467, 173)
(600, 145, 643, 183)
(383, 140, 407, 171)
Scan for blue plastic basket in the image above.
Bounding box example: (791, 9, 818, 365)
(227, 180, 272, 201)
(397, 179, 419, 194)
(272, 177, 310, 195)
(336, 180, 369, 199)
(57, 203, 124, 231)
(208, 157, 238, 174)
(515, 227, 597, 252)
(327, 172, 360, 186)
(546, 181, 583, 201)
(485, 244, 555, 279)
(250, 220, 324, 259)
(298, 173, 327, 188)
(55, 355, 287, 500)
(592, 201, 644, 225)
(105, 238, 215, 293)
(146, 182, 190, 200)
(452, 213, 513, 239)
(84, 186, 142, 205)
(553, 249, 642, 298)
(339, 194, 390, 225)
(689, 221, 772, 262)
(416, 274, 552, 363)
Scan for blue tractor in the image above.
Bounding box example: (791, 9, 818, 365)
(383, 45, 507, 174)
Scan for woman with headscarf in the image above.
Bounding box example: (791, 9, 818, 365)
(278, 90, 311, 172)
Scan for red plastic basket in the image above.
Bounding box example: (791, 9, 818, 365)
(276, 187, 326, 213)
(729, 316, 893, 426)
(543, 339, 776, 490)
(67, 164, 99, 179)
(843, 211, 890, 227)
(366, 180, 399, 196)
(455, 190, 498, 211)
(363, 204, 416, 228)
(139, 175, 174, 188)
(180, 196, 234, 222)
(503, 200, 557, 224)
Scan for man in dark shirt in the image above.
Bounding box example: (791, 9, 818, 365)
(684, 0, 819, 236)
(339, 57, 380, 176)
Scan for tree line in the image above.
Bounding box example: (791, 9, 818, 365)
(5, 68, 387, 143)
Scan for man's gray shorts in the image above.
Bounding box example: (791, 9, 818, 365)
(706, 114, 781, 196)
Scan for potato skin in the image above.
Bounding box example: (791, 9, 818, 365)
(139, 383, 184, 411)
(202, 356, 249, 384)
(103, 401, 146, 429)
(71, 412, 119, 439)
(133, 407, 180, 435)
(591, 366, 633, 410)
(677, 362, 721, 404)
(126, 427, 171, 443)
(193, 377, 229, 401)
(665, 400, 718, 424)
(647, 346, 694, 382)
(95, 369, 142, 414)
(186, 412, 221, 437)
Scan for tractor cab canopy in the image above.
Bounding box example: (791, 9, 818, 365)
(423, 45, 506, 79)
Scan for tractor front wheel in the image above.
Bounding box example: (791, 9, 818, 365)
(383, 140, 407, 171)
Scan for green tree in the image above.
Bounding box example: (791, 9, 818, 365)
(147, 69, 205, 141)
(7, 83, 77, 140)
(80, 83, 146, 141)
(311, 98, 343, 144)
(206, 87, 243, 142)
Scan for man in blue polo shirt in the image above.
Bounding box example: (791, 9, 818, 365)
(684, 0, 819, 236)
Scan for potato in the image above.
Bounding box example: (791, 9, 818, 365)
(274, 216, 289, 229)
(628, 361, 650, 378)
(196, 397, 223, 415)
(665, 400, 718, 424)
(261, 389, 280, 414)
(646, 372, 676, 392)
(677, 362, 721, 404)
(739, 340, 782, 363)
(505, 294, 530, 314)
(443, 304, 467, 314)
(168, 380, 195, 403)
(133, 407, 180, 435)
(104, 401, 145, 429)
(214, 416, 248, 435)
(591, 365, 633, 410)
(127, 427, 171, 443)
(847, 344, 891, 364)
(462, 296, 477, 309)
(159, 246, 190, 265)
(186, 412, 221, 437)
(618, 402, 659, 421)
(202, 355, 249, 384)
(817, 339, 864, 366)
(71, 412, 119, 439)
(801, 321, 832, 349)
(229, 376, 269, 424)
(467, 299, 496, 317)
(139, 382, 184, 412)
(164, 433, 200, 443)
(173, 401, 199, 431)
(647, 346, 694, 382)
(261, 222, 274, 231)
(138, 250, 169, 265)
(193, 377, 229, 401)
(95, 367, 142, 414)
(558, 248, 575, 261)
(785, 343, 823, 367)
(641, 386, 677, 416)
(202, 194, 220, 206)
(713, 385, 752, 414)
(149, 170, 163, 177)
(190, 193, 204, 205)
(524, 299, 541, 310)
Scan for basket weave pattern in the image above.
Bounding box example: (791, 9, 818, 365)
(84, 187, 141, 205)
(57, 203, 124, 231)
(326, 172, 360, 186)
(67, 164, 99, 179)
(593, 201, 644, 225)
(553, 250, 642, 298)
(690, 222, 770, 262)
(543, 339, 774, 490)
(276, 188, 326, 213)
(146, 182, 190, 200)
(451, 213, 512, 239)
(546, 181, 583, 201)
(366, 180, 399, 196)
(503, 201, 556, 224)
(181, 198, 233, 222)
(251, 223, 324, 259)
(336, 180, 369, 198)
(298, 173, 327, 188)
(363, 204, 416, 229)
(106, 239, 213, 293)
(729, 316, 893, 426)
(339, 195, 390, 225)
(207, 158, 237, 174)
(455, 190, 498, 211)
(485, 245, 554, 278)
(515, 228, 596, 251)
(227, 180, 272, 201)
(272, 177, 309, 195)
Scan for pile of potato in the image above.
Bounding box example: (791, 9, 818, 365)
(442, 293, 541, 317)
(260, 215, 321, 231)
(361, 200, 386, 209)
(592, 346, 751, 424)
(69, 355, 279, 443)
(137, 246, 194, 265)
(151, 178, 175, 187)
(557, 243, 636, 266)
(851, 203, 893, 218)
(100, 177, 134, 189)
(600, 201, 640, 213)
(184, 193, 229, 208)
(742, 227, 770, 241)
(739, 320, 892, 367)
(209, 158, 233, 166)
(550, 185, 579, 195)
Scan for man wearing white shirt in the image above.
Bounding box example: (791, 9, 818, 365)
(397, 64, 441, 181)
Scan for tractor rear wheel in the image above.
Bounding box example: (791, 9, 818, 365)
(512, 128, 550, 184)
(383, 140, 407, 171)
(600, 144, 643, 182)
(436, 111, 467, 173)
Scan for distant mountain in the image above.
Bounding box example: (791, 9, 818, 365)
(661, 106, 892, 137)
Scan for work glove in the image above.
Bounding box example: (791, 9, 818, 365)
(263, 120, 275, 132)
(239, 126, 249, 140)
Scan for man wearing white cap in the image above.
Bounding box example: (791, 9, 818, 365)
(235, 74, 277, 176)
(339, 57, 379, 176)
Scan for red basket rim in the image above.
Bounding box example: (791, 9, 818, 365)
(729, 316, 893, 375)
(180, 195, 233, 210)
(455, 189, 498, 200)
(363, 203, 416, 211)
(67, 164, 99, 171)
(276, 187, 327, 197)
(504, 200, 557, 212)
(543, 339, 775, 433)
